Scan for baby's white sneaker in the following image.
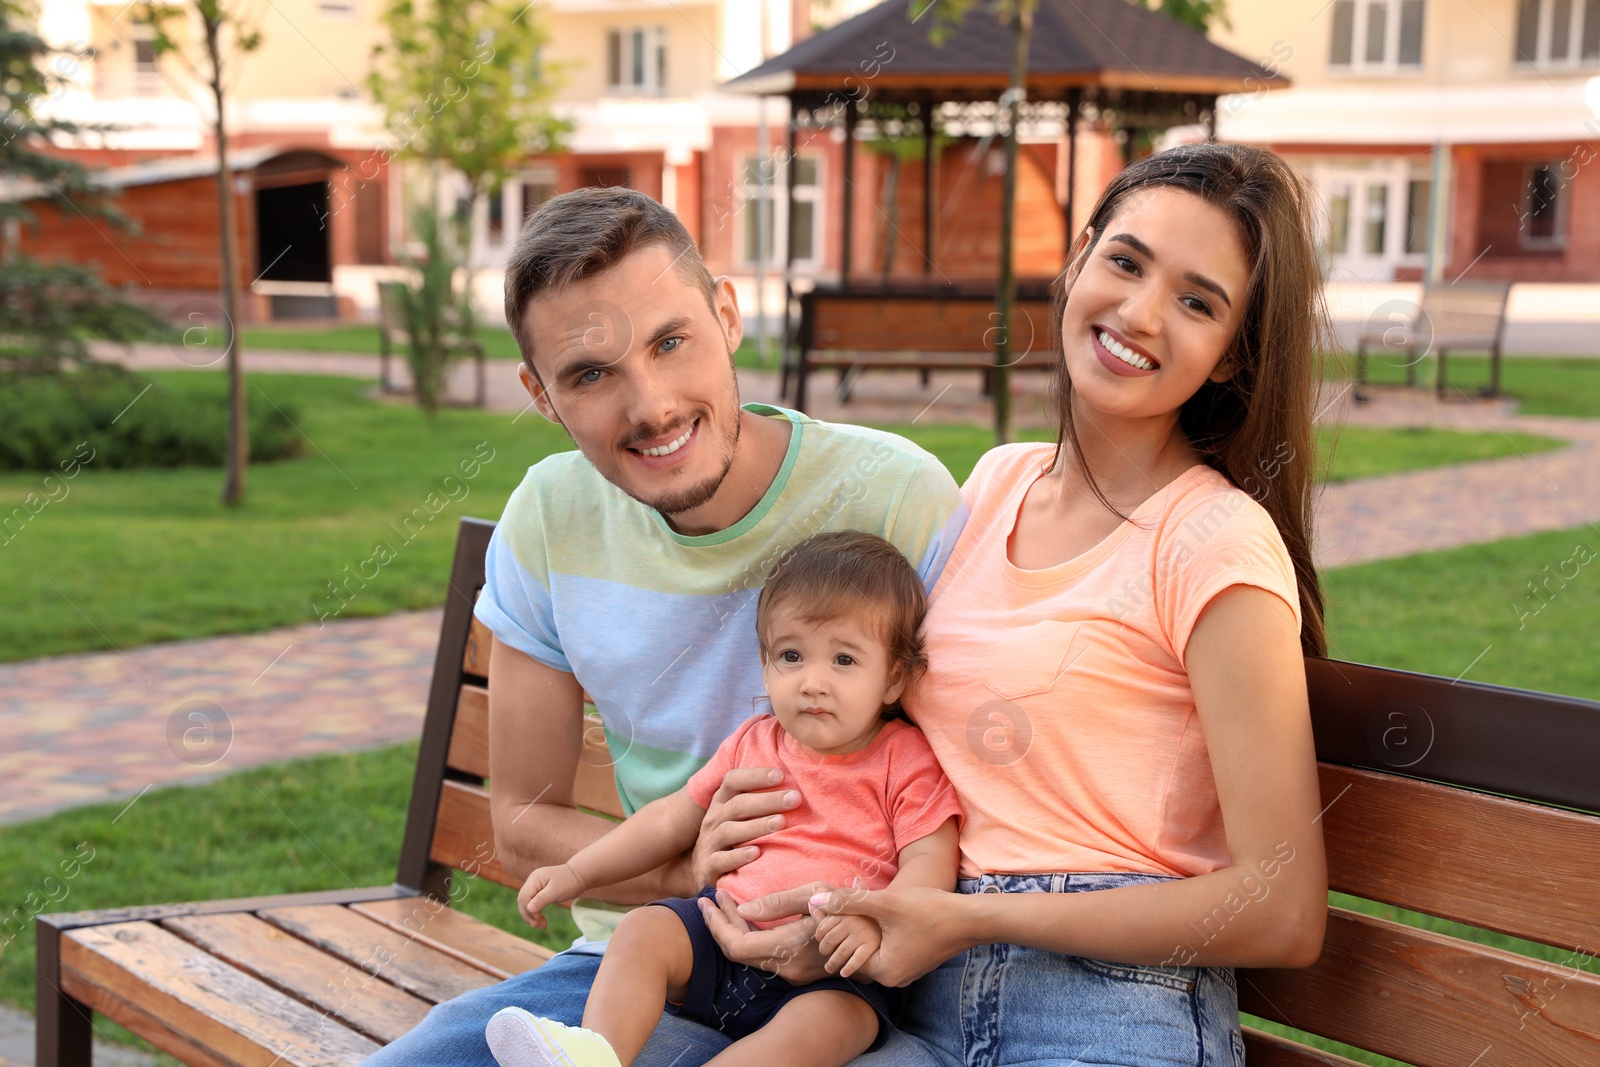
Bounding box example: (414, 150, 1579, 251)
(486, 1007, 623, 1067)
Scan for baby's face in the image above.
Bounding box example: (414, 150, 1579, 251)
(760, 609, 906, 756)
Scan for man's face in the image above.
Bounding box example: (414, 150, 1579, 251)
(518, 245, 745, 516)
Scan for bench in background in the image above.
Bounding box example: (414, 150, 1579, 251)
(39, 518, 1600, 1066)
(1354, 281, 1511, 403)
(788, 282, 1060, 413)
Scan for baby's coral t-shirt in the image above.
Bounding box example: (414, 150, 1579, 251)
(907, 443, 1303, 880)
(686, 715, 962, 927)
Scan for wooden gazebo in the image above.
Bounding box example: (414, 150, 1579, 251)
(723, 0, 1288, 406)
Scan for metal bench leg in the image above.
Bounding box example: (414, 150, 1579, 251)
(920, 367, 931, 389)
(1488, 342, 1503, 398)
(1406, 350, 1418, 389)
(838, 366, 861, 405)
(1354, 341, 1369, 404)
(37, 917, 92, 1067)
(476, 353, 487, 408)
(779, 359, 791, 401)
(980, 369, 992, 397)
(1436, 348, 1448, 400)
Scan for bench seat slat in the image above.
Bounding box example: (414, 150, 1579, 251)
(61, 921, 379, 1067)
(259, 904, 500, 1005)
(1240, 907, 1600, 1067)
(352, 898, 554, 980)
(163, 912, 431, 1045)
(1240, 1027, 1367, 1067)
(1318, 764, 1600, 953)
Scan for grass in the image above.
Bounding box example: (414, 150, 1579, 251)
(1326, 351, 1600, 418)
(233, 325, 771, 369)
(1325, 523, 1600, 700)
(0, 372, 1569, 664)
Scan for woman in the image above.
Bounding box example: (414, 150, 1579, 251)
(705, 142, 1331, 1066)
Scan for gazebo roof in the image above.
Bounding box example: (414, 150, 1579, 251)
(724, 0, 1286, 101)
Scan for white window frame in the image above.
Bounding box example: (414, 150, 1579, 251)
(1328, 0, 1426, 74)
(131, 20, 160, 95)
(1514, 0, 1600, 69)
(605, 26, 667, 97)
(460, 166, 558, 266)
(735, 153, 823, 271)
(1311, 159, 1432, 282)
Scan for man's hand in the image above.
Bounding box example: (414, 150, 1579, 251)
(815, 913, 881, 978)
(697, 887, 831, 985)
(517, 863, 586, 929)
(690, 768, 800, 891)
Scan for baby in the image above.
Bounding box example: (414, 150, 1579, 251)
(487, 530, 962, 1067)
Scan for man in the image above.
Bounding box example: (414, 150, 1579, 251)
(362, 187, 965, 1066)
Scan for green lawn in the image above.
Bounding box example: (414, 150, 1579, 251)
(1326, 351, 1600, 418)
(0, 371, 1569, 664)
(232, 325, 771, 369)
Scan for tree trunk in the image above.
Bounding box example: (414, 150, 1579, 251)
(992, 3, 1032, 446)
(210, 21, 247, 507)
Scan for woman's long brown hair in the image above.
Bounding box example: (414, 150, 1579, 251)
(1048, 142, 1329, 656)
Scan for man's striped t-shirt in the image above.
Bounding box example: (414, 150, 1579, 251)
(474, 402, 967, 815)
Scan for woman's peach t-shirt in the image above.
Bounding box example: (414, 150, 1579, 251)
(907, 443, 1302, 879)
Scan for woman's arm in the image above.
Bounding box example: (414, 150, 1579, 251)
(805, 586, 1328, 983)
(813, 818, 960, 976)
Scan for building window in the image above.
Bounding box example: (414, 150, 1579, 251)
(1329, 0, 1425, 71)
(737, 154, 820, 267)
(1514, 0, 1600, 67)
(131, 20, 160, 94)
(1521, 162, 1566, 247)
(1315, 162, 1431, 278)
(605, 27, 667, 95)
(521, 179, 555, 223)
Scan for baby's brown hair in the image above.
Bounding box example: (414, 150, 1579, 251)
(756, 531, 929, 716)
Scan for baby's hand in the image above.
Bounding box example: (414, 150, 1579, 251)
(517, 864, 585, 929)
(814, 912, 881, 979)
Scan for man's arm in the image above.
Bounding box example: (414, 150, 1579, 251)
(486, 635, 695, 903)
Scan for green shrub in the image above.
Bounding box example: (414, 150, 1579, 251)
(0, 365, 302, 470)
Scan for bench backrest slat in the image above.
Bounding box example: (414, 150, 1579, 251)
(1318, 763, 1600, 954)
(803, 290, 1057, 363)
(1418, 281, 1511, 345)
(1241, 907, 1600, 1067)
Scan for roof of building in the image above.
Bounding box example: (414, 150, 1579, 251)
(0, 145, 346, 203)
(724, 0, 1285, 101)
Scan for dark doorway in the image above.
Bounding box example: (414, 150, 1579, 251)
(579, 166, 631, 189)
(255, 181, 331, 282)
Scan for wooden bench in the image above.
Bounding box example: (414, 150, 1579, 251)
(376, 280, 488, 407)
(789, 282, 1060, 414)
(1354, 281, 1511, 403)
(38, 518, 1600, 1066)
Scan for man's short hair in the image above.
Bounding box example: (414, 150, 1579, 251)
(503, 187, 717, 375)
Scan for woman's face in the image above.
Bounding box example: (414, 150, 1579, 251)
(1059, 187, 1251, 421)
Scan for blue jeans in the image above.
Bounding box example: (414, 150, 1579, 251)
(363, 873, 1242, 1067)
(358, 945, 732, 1067)
(860, 873, 1244, 1067)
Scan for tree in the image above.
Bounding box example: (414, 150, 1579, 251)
(369, 0, 571, 410)
(0, 0, 167, 374)
(142, 0, 262, 507)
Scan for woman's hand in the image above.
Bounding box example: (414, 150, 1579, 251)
(698, 887, 832, 984)
(804, 885, 971, 988)
(690, 768, 800, 892)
